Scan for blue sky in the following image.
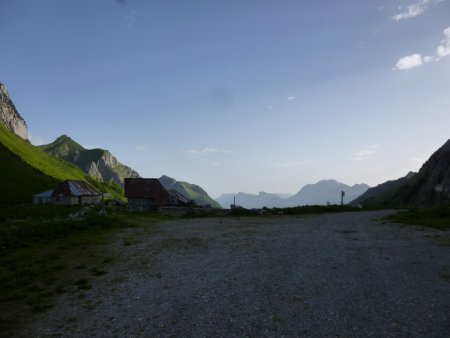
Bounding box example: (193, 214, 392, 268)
(1, 0, 450, 197)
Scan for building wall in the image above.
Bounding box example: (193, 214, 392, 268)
(127, 198, 156, 212)
(54, 196, 79, 205)
(33, 197, 52, 204)
(80, 196, 102, 205)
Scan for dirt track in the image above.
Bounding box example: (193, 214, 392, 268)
(20, 211, 450, 337)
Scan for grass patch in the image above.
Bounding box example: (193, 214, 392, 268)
(0, 204, 166, 335)
(385, 206, 450, 230)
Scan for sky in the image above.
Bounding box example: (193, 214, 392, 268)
(1, 0, 450, 197)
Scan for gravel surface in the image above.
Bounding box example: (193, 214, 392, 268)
(19, 211, 450, 337)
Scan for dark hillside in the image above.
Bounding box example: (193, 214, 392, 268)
(0, 142, 57, 205)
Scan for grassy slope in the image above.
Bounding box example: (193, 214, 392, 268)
(0, 124, 124, 200)
(0, 124, 85, 181)
(0, 142, 58, 205)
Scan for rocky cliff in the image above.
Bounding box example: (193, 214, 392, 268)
(404, 139, 450, 206)
(351, 139, 450, 207)
(0, 82, 29, 140)
(40, 135, 140, 186)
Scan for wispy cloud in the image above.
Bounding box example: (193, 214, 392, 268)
(186, 147, 234, 159)
(288, 96, 296, 101)
(353, 144, 379, 160)
(124, 11, 136, 29)
(266, 104, 274, 110)
(394, 26, 450, 70)
(392, 0, 443, 21)
(273, 157, 313, 168)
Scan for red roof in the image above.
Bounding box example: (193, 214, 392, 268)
(124, 178, 171, 205)
(52, 180, 100, 197)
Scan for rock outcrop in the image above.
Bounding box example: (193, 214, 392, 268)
(351, 139, 450, 207)
(0, 82, 29, 140)
(40, 135, 140, 186)
(405, 139, 450, 206)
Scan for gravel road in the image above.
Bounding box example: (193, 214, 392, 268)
(20, 211, 450, 337)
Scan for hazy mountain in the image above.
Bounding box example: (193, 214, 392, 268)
(216, 180, 369, 208)
(290, 180, 369, 206)
(40, 135, 140, 186)
(273, 193, 293, 198)
(159, 175, 221, 208)
(216, 192, 286, 209)
(352, 139, 450, 207)
(0, 82, 28, 140)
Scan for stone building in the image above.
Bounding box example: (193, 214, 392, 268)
(33, 180, 102, 205)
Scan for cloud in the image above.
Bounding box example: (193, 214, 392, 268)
(266, 104, 274, 110)
(186, 147, 234, 159)
(288, 96, 296, 101)
(394, 54, 424, 70)
(394, 26, 450, 70)
(273, 157, 313, 168)
(353, 144, 379, 160)
(437, 26, 450, 57)
(124, 11, 136, 28)
(392, 0, 443, 21)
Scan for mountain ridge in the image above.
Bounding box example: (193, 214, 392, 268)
(40, 135, 140, 186)
(216, 180, 370, 209)
(159, 175, 221, 208)
(351, 139, 450, 207)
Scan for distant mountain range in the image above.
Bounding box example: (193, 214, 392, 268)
(352, 139, 450, 207)
(216, 180, 370, 208)
(39, 135, 140, 186)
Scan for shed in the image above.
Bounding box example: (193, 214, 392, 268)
(51, 180, 101, 205)
(33, 189, 54, 204)
(125, 178, 188, 211)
